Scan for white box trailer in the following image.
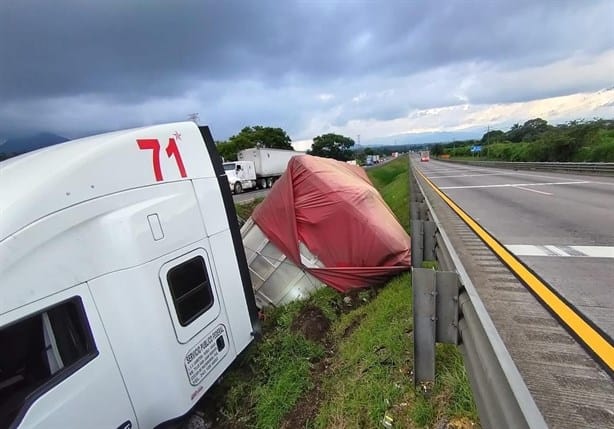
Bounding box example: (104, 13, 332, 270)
(236, 148, 297, 190)
(0, 122, 260, 429)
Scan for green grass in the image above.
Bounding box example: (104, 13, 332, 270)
(314, 279, 477, 428)
(435, 345, 477, 419)
(315, 274, 414, 428)
(368, 157, 409, 189)
(251, 333, 324, 428)
(210, 288, 337, 428)
(235, 197, 264, 221)
(421, 260, 438, 270)
(368, 156, 410, 232)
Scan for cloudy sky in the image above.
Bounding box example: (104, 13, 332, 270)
(1, 0, 613, 149)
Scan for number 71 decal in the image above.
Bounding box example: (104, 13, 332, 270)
(137, 138, 187, 181)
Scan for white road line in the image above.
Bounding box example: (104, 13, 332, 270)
(469, 169, 614, 186)
(429, 173, 503, 179)
(439, 180, 590, 190)
(429, 162, 614, 184)
(545, 245, 569, 256)
(425, 162, 614, 186)
(506, 245, 614, 258)
(423, 169, 466, 173)
(513, 186, 553, 196)
(572, 246, 614, 258)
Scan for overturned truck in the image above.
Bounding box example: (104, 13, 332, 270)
(242, 155, 411, 307)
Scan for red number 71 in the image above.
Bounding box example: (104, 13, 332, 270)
(137, 138, 187, 181)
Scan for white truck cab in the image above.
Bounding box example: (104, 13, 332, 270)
(223, 160, 257, 194)
(0, 122, 260, 429)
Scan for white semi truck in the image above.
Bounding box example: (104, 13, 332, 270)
(0, 122, 261, 429)
(224, 147, 297, 193)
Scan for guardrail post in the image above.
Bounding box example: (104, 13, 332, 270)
(413, 268, 460, 386)
(423, 221, 436, 261)
(435, 272, 459, 345)
(413, 267, 436, 385)
(411, 220, 424, 267)
(418, 202, 428, 220)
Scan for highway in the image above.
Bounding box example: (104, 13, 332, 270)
(418, 160, 614, 338)
(414, 158, 614, 428)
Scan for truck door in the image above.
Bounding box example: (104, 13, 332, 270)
(236, 163, 246, 181)
(0, 284, 137, 429)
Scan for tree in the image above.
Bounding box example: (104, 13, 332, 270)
(216, 140, 238, 161)
(521, 118, 550, 141)
(228, 126, 293, 151)
(430, 144, 444, 156)
(308, 133, 355, 161)
(480, 130, 505, 144)
(506, 118, 550, 142)
(217, 125, 294, 161)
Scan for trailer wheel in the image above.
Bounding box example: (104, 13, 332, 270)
(266, 177, 274, 188)
(234, 182, 243, 194)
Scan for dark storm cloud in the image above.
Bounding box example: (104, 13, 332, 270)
(1, 0, 613, 138)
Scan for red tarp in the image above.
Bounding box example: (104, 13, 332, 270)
(252, 155, 411, 292)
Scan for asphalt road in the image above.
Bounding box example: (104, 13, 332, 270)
(415, 159, 614, 339)
(232, 187, 270, 204)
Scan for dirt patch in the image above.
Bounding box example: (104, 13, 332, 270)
(280, 289, 381, 427)
(333, 286, 381, 314)
(281, 306, 337, 428)
(280, 375, 324, 429)
(433, 417, 478, 429)
(280, 341, 335, 429)
(341, 313, 366, 338)
(290, 305, 331, 343)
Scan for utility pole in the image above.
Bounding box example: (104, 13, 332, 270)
(486, 125, 490, 159)
(187, 113, 200, 124)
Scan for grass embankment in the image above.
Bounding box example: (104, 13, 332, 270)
(368, 159, 410, 231)
(205, 156, 477, 428)
(235, 197, 265, 222)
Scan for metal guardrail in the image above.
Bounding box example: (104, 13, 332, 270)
(438, 159, 614, 175)
(409, 159, 548, 429)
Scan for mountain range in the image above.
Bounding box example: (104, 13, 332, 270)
(0, 132, 69, 159)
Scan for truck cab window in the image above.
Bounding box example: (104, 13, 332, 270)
(0, 298, 96, 428)
(167, 256, 214, 326)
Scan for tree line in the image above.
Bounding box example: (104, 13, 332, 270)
(215, 126, 359, 162)
(430, 118, 614, 162)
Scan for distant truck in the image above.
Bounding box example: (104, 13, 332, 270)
(224, 148, 297, 193)
(0, 122, 260, 429)
(420, 150, 430, 162)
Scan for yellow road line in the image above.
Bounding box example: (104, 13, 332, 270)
(416, 168, 614, 373)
